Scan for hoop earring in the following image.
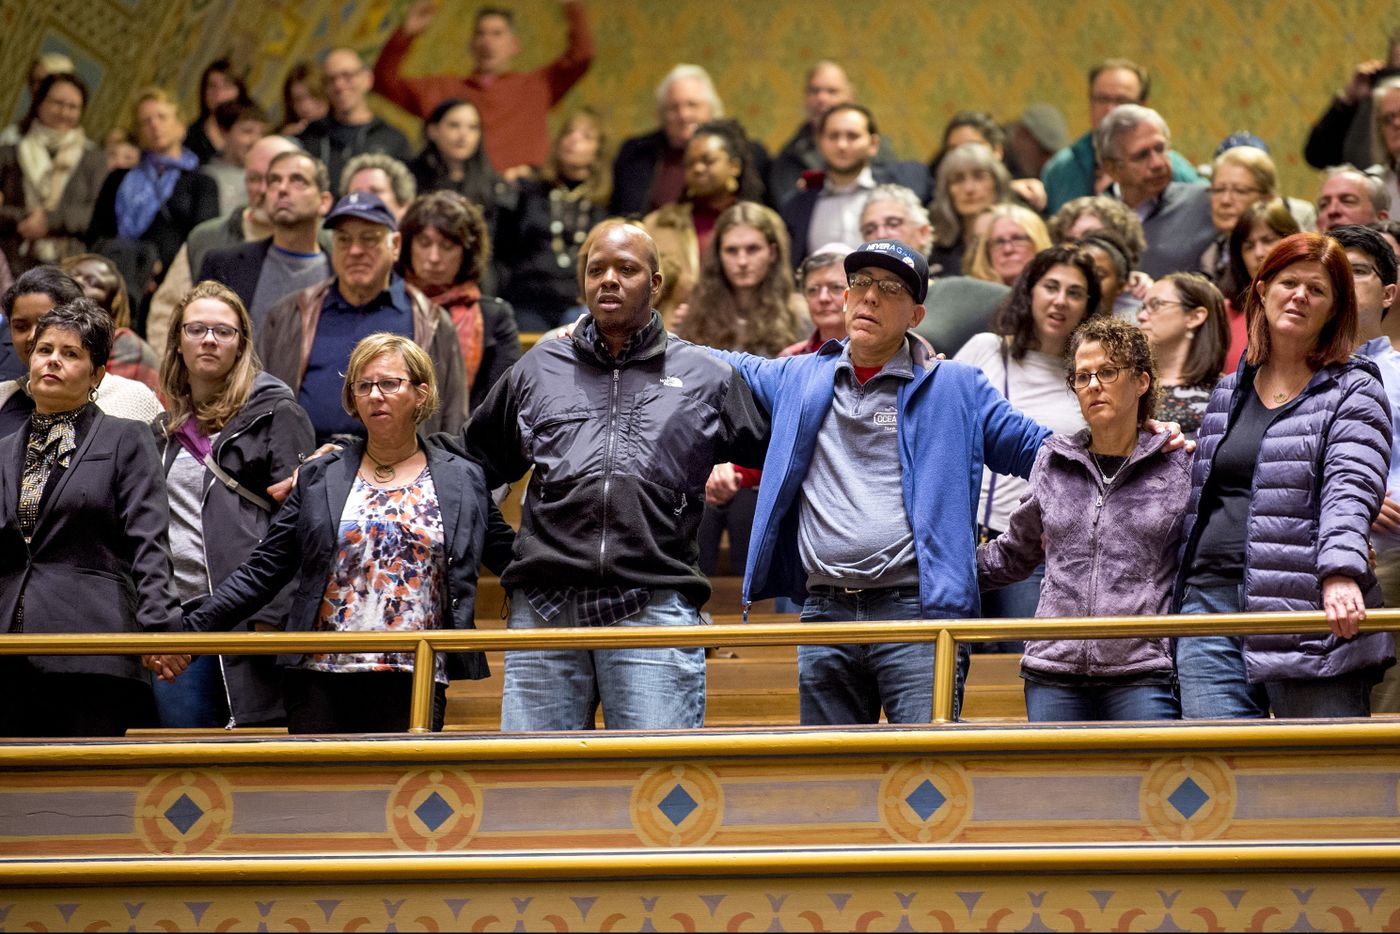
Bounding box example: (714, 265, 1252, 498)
(88, 386, 98, 402)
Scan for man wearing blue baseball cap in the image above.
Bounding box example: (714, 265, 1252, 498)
(710, 238, 1051, 724)
(256, 191, 467, 443)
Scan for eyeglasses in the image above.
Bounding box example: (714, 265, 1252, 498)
(333, 230, 390, 250)
(1139, 297, 1192, 316)
(181, 323, 242, 344)
(1068, 366, 1128, 390)
(324, 67, 365, 85)
(1209, 185, 1264, 199)
(988, 233, 1032, 251)
(350, 377, 413, 397)
(804, 282, 844, 298)
(1379, 111, 1400, 128)
(848, 273, 912, 299)
(1351, 262, 1379, 280)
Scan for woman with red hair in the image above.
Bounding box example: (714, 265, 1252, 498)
(1174, 232, 1394, 719)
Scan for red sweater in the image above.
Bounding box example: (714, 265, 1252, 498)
(373, 3, 593, 171)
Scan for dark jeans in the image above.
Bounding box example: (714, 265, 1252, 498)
(152, 654, 230, 728)
(798, 585, 969, 724)
(698, 487, 758, 577)
(1024, 679, 1179, 722)
(0, 658, 155, 738)
(974, 531, 1039, 654)
(1177, 582, 1377, 719)
(284, 669, 446, 734)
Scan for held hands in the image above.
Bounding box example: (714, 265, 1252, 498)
(706, 463, 742, 506)
(17, 209, 48, 241)
(142, 654, 191, 682)
(1126, 270, 1154, 301)
(1321, 575, 1366, 639)
(266, 442, 343, 503)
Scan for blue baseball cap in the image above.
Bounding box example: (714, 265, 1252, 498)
(844, 239, 929, 304)
(325, 191, 398, 232)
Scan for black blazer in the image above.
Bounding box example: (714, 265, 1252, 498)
(0, 407, 181, 680)
(197, 237, 274, 321)
(0, 319, 22, 382)
(778, 160, 934, 265)
(186, 439, 509, 680)
(88, 167, 220, 278)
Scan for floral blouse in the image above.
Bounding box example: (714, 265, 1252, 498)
(305, 466, 448, 683)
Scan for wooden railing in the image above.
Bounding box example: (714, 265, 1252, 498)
(3, 609, 1395, 733)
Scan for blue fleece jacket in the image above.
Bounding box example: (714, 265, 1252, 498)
(713, 337, 1050, 620)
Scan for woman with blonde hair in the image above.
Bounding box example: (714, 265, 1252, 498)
(1202, 144, 1315, 280)
(185, 332, 502, 733)
(965, 203, 1052, 285)
(152, 281, 314, 728)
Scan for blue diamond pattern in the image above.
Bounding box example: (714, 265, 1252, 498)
(1168, 777, 1210, 820)
(414, 792, 454, 832)
(164, 794, 204, 835)
(905, 780, 946, 822)
(657, 785, 698, 826)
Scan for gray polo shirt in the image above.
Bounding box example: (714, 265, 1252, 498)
(798, 341, 920, 589)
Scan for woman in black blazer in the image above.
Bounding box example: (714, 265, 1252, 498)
(186, 333, 511, 733)
(0, 299, 180, 737)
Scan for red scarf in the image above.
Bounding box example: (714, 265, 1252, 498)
(421, 280, 485, 389)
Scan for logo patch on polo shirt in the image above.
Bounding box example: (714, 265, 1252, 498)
(873, 408, 897, 430)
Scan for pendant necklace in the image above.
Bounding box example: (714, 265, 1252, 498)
(365, 443, 418, 483)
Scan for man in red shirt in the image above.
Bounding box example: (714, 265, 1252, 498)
(374, 0, 593, 180)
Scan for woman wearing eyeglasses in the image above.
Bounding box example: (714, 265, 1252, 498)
(185, 332, 504, 733)
(1136, 273, 1230, 438)
(964, 204, 1052, 286)
(1174, 232, 1393, 720)
(1199, 145, 1316, 284)
(954, 245, 1105, 627)
(977, 316, 1189, 721)
(150, 281, 314, 728)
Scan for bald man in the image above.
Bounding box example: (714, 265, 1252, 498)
(298, 48, 412, 196)
(767, 61, 895, 206)
(463, 221, 770, 732)
(147, 134, 307, 348)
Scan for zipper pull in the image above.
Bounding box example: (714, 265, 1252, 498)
(1095, 494, 1103, 508)
(675, 493, 686, 516)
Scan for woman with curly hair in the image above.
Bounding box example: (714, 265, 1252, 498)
(955, 245, 1105, 627)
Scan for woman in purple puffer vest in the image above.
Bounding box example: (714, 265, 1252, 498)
(1174, 232, 1394, 719)
(978, 316, 1190, 721)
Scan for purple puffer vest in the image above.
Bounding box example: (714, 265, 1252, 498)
(977, 428, 1193, 679)
(1175, 357, 1395, 682)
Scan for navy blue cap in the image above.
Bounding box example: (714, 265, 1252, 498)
(325, 191, 398, 231)
(1215, 132, 1270, 158)
(844, 239, 929, 304)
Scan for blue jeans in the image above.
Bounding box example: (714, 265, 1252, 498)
(1176, 582, 1270, 719)
(501, 589, 706, 731)
(798, 585, 968, 724)
(1024, 679, 1179, 722)
(152, 654, 230, 728)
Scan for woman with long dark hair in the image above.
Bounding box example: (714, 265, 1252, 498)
(408, 98, 506, 235)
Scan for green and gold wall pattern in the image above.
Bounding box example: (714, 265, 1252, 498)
(0, 0, 1391, 197)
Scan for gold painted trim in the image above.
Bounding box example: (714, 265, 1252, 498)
(4, 721, 1400, 767)
(5, 843, 1400, 885)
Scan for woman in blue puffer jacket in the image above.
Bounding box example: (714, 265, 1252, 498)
(1174, 232, 1394, 719)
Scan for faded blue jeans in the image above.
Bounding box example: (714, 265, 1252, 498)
(1024, 679, 1179, 722)
(798, 585, 968, 724)
(501, 589, 706, 731)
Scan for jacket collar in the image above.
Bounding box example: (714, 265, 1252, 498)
(571, 311, 667, 367)
(1045, 427, 1169, 474)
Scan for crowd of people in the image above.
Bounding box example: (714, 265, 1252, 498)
(2, 5, 1400, 736)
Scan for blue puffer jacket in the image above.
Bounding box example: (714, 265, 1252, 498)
(1175, 357, 1395, 682)
(714, 337, 1049, 621)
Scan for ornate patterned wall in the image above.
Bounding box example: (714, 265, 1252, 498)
(0, 0, 1391, 197)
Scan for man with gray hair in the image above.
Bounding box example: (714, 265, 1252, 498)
(1318, 165, 1391, 231)
(1096, 103, 1212, 278)
(341, 153, 417, 223)
(768, 62, 895, 206)
(610, 64, 769, 216)
(859, 184, 933, 255)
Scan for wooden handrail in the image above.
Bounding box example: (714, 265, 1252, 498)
(4, 609, 1395, 731)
